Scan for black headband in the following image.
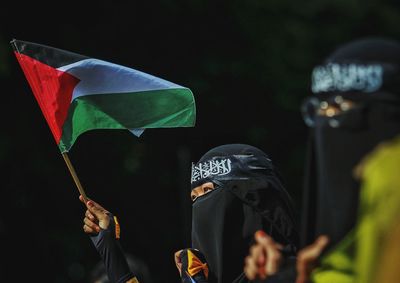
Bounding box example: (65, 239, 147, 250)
(311, 62, 399, 94)
(191, 153, 273, 189)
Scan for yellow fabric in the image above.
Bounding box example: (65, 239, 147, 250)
(355, 136, 400, 283)
(311, 135, 400, 283)
(373, 221, 400, 283)
(114, 216, 121, 239)
(187, 249, 209, 279)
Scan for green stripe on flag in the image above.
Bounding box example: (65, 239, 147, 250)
(58, 88, 196, 152)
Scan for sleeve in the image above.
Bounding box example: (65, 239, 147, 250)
(179, 249, 209, 283)
(90, 213, 138, 283)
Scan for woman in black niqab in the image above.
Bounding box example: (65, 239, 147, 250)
(190, 144, 299, 283)
(300, 37, 400, 250)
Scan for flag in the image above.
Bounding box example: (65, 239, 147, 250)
(11, 39, 196, 153)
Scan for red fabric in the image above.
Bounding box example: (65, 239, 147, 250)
(15, 52, 80, 143)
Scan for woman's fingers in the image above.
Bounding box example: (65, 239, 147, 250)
(174, 250, 183, 276)
(244, 255, 259, 280)
(255, 230, 283, 276)
(83, 217, 100, 233)
(85, 209, 97, 222)
(296, 235, 330, 283)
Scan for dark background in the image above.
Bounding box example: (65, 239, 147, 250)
(1, 1, 399, 282)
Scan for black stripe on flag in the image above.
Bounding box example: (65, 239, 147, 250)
(11, 39, 88, 68)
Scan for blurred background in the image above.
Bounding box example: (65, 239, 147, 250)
(1, 1, 400, 282)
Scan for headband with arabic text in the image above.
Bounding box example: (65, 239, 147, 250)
(190, 154, 273, 189)
(311, 62, 400, 94)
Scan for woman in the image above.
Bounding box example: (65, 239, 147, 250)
(81, 144, 299, 283)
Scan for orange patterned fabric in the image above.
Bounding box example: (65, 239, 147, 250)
(126, 276, 139, 283)
(114, 216, 121, 239)
(187, 249, 209, 279)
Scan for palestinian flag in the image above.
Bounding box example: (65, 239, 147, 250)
(11, 39, 196, 153)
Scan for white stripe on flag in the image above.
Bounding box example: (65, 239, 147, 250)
(57, 59, 185, 101)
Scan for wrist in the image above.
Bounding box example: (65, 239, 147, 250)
(99, 214, 111, 230)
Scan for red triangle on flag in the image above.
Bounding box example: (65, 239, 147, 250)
(15, 52, 80, 143)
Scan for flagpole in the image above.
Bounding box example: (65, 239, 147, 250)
(62, 152, 88, 203)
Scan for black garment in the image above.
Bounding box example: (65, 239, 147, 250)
(191, 144, 299, 283)
(90, 214, 136, 283)
(301, 37, 400, 249)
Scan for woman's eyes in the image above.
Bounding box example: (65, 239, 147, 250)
(191, 186, 215, 202)
(203, 187, 215, 195)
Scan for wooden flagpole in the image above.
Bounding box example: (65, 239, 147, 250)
(62, 152, 88, 203)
